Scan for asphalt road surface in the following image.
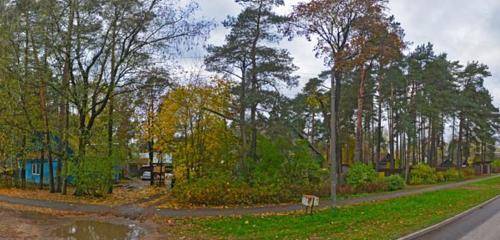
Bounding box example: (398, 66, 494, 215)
(415, 196, 500, 240)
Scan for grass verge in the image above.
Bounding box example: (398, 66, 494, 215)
(167, 176, 500, 239)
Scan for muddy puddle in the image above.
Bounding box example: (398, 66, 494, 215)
(52, 220, 145, 240)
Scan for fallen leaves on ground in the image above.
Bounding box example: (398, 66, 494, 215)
(0, 180, 168, 207)
(0, 201, 84, 217)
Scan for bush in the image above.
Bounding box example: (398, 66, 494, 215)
(385, 175, 405, 191)
(336, 178, 391, 195)
(71, 156, 117, 197)
(337, 184, 355, 195)
(172, 175, 251, 205)
(172, 174, 306, 205)
(436, 172, 445, 182)
(410, 164, 437, 185)
(346, 163, 378, 187)
(443, 168, 463, 182)
(355, 178, 389, 193)
(172, 135, 327, 206)
(462, 167, 476, 177)
(492, 160, 500, 168)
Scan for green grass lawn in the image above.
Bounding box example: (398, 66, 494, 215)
(174, 177, 500, 239)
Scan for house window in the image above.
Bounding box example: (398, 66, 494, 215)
(32, 163, 41, 175)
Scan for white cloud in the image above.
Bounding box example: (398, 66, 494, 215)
(389, 0, 500, 107)
(182, 0, 500, 107)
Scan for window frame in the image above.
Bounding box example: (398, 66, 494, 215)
(32, 163, 41, 176)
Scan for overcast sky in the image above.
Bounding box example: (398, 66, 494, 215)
(181, 0, 500, 107)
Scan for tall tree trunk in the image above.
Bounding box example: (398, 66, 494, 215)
(335, 71, 342, 182)
(330, 65, 339, 207)
(420, 116, 426, 163)
(404, 132, 410, 182)
(248, 3, 263, 162)
(32, 30, 55, 193)
(108, 94, 114, 157)
(376, 82, 383, 165)
(250, 104, 257, 160)
(21, 136, 27, 189)
(238, 68, 247, 176)
(354, 65, 367, 163)
(107, 19, 117, 193)
(60, 0, 74, 195)
(465, 121, 470, 163)
(310, 111, 316, 145)
(39, 151, 44, 190)
(427, 117, 434, 167)
(107, 94, 114, 194)
(457, 115, 464, 167)
(148, 94, 155, 186)
(41, 84, 55, 193)
(370, 101, 375, 165)
(440, 119, 445, 164)
(389, 85, 395, 170)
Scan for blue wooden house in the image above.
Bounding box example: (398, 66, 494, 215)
(25, 159, 60, 184)
(22, 132, 73, 185)
(22, 132, 125, 185)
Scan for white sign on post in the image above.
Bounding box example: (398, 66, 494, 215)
(302, 195, 319, 214)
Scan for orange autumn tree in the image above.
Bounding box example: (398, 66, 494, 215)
(152, 79, 238, 182)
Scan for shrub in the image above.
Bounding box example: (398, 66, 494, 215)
(385, 175, 405, 191)
(355, 178, 389, 193)
(492, 160, 500, 168)
(346, 163, 378, 187)
(71, 156, 117, 197)
(337, 178, 390, 195)
(410, 164, 437, 185)
(337, 184, 355, 195)
(172, 174, 304, 205)
(443, 168, 463, 182)
(436, 172, 445, 182)
(172, 175, 248, 205)
(172, 135, 327, 206)
(462, 167, 476, 177)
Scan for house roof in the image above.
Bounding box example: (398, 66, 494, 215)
(21, 132, 74, 157)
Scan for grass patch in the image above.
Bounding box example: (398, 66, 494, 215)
(174, 176, 500, 239)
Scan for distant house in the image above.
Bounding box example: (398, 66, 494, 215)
(138, 152, 173, 165)
(136, 152, 173, 176)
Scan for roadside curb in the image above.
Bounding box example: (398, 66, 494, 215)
(397, 194, 500, 240)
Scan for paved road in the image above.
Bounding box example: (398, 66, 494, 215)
(0, 175, 498, 218)
(415, 196, 500, 240)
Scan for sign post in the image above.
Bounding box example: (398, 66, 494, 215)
(302, 195, 319, 214)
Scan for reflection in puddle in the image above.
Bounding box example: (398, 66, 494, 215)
(53, 220, 144, 240)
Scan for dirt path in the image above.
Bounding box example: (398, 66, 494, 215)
(0, 206, 159, 240)
(0, 175, 498, 219)
(0, 208, 55, 239)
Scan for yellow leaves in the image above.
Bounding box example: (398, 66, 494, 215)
(151, 79, 238, 181)
(305, 95, 320, 108)
(0, 183, 165, 207)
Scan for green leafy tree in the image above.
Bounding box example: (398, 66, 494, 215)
(205, 0, 297, 177)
